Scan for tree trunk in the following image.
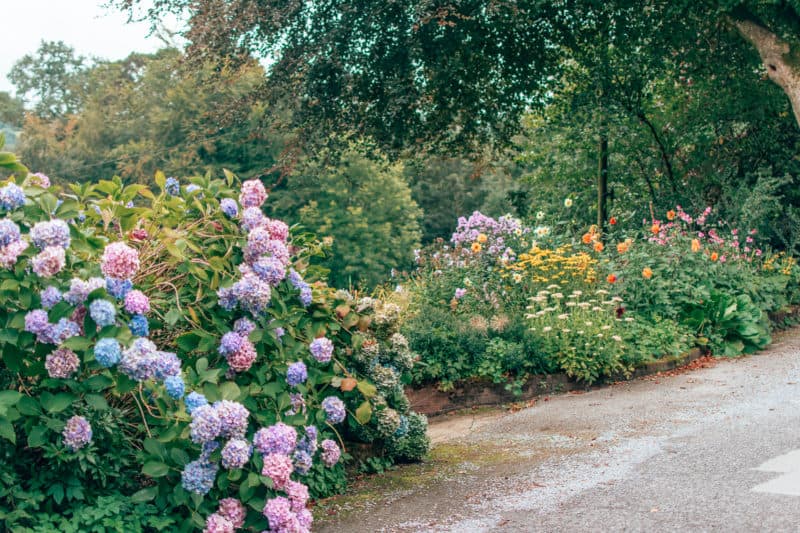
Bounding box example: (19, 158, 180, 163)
(597, 133, 609, 233)
(733, 17, 800, 127)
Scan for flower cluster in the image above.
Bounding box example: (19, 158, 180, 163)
(62, 415, 92, 451)
(451, 211, 528, 256)
(0, 182, 25, 210)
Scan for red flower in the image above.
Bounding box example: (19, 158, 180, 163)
(129, 229, 148, 241)
(616, 306, 625, 318)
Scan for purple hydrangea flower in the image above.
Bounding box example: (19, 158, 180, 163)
(0, 219, 20, 246)
(285, 393, 306, 417)
(217, 287, 237, 311)
(299, 286, 313, 307)
(0, 183, 25, 210)
(181, 459, 218, 494)
(309, 337, 334, 363)
(320, 438, 341, 467)
(94, 338, 121, 368)
(220, 198, 238, 218)
(28, 172, 50, 188)
(38, 318, 80, 345)
(240, 207, 266, 232)
(230, 273, 271, 314)
(164, 375, 186, 399)
(105, 277, 133, 299)
(233, 318, 255, 336)
(63, 415, 92, 451)
(321, 396, 346, 424)
(154, 351, 181, 379)
(297, 426, 318, 455)
(251, 256, 286, 285)
(30, 219, 71, 249)
(286, 362, 308, 387)
(214, 400, 249, 438)
(293, 449, 313, 475)
(221, 438, 252, 469)
(190, 404, 222, 443)
(185, 392, 208, 414)
(0, 239, 28, 269)
(40, 286, 62, 309)
(253, 422, 297, 456)
(124, 290, 150, 314)
(218, 332, 244, 356)
(45, 347, 80, 378)
(203, 513, 233, 533)
(89, 299, 116, 327)
(101, 242, 140, 279)
(118, 337, 159, 381)
(263, 496, 295, 531)
(261, 453, 293, 489)
(32, 246, 66, 277)
(239, 179, 267, 208)
(217, 498, 247, 528)
(24, 309, 49, 335)
(64, 278, 102, 305)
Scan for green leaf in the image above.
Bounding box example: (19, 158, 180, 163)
(0, 418, 15, 444)
(219, 381, 241, 401)
(355, 401, 372, 424)
(84, 394, 109, 411)
(0, 390, 22, 408)
(142, 461, 170, 478)
(17, 396, 40, 416)
(164, 308, 182, 326)
(356, 381, 377, 398)
(27, 425, 47, 448)
(131, 487, 158, 503)
(41, 392, 77, 413)
(144, 438, 167, 458)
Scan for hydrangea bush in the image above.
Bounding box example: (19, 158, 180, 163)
(0, 164, 428, 531)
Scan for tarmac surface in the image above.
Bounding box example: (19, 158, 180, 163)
(317, 328, 800, 532)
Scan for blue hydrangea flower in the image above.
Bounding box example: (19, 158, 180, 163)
(220, 198, 238, 218)
(39, 318, 80, 345)
(164, 375, 186, 399)
(185, 392, 208, 414)
(186, 184, 201, 194)
(190, 404, 222, 443)
(233, 318, 255, 336)
(0, 219, 21, 246)
(293, 449, 313, 475)
(154, 351, 181, 379)
(221, 438, 252, 470)
(129, 314, 149, 336)
(94, 338, 122, 367)
(77, 212, 86, 223)
(0, 183, 25, 210)
(105, 277, 133, 299)
(217, 287, 237, 311)
(125, 201, 134, 208)
(181, 459, 218, 494)
(286, 362, 308, 387)
(218, 332, 244, 356)
(89, 299, 116, 327)
(39, 286, 61, 309)
(30, 219, 70, 249)
(321, 396, 346, 424)
(300, 286, 313, 307)
(297, 426, 318, 455)
(165, 177, 180, 196)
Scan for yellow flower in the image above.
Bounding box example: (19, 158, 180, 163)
(471, 242, 482, 253)
(477, 233, 488, 243)
(642, 267, 653, 279)
(691, 239, 701, 252)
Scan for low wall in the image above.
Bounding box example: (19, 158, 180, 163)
(406, 348, 705, 417)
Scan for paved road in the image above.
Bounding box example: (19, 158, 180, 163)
(317, 329, 800, 532)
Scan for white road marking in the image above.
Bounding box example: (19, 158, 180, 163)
(752, 450, 800, 496)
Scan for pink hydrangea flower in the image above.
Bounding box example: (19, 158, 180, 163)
(217, 498, 247, 528)
(0, 240, 28, 268)
(261, 453, 293, 489)
(227, 339, 257, 372)
(32, 246, 66, 277)
(239, 179, 268, 208)
(203, 513, 234, 533)
(101, 242, 140, 279)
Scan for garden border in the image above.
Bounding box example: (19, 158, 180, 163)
(408, 305, 800, 417)
(405, 347, 705, 417)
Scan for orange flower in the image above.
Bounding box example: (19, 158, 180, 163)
(471, 242, 482, 253)
(710, 252, 719, 262)
(642, 267, 653, 279)
(617, 241, 630, 254)
(650, 223, 661, 235)
(666, 210, 676, 221)
(691, 239, 701, 252)
(582, 232, 593, 244)
(593, 241, 604, 252)
(477, 233, 488, 243)
(607, 274, 617, 283)
(609, 216, 617, 225)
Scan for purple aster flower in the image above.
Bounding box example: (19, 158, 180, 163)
(321, 396, 346, 424)
(93, 338, 121, 367)
(63, 415, 92, 451)
(105, 277, 133, 299)
(191, 404, 222, 443)
(0, 219, 20, 246)
(309, 337, 334, 363)
(218, 332, 244, 356)
(185, 392, 208, 414)
(320, 438, 341, 467)
(221, 438, 252, 469)
(233, 318, 255, 336)
(30, 219, 70, 249)
(214, 400, 249, 438)
(45, 347, 80, 378)
(286, 362, 308, 387)
(32, 246, 66, 277)
(164, 375, 186, 399)
(89, 299, 116, 327)
(220, 198, 238, 218)
(181, 459, 218, 494)
(0, 183, 25, 210)
(253, 422, 297, 456)
(124, 290, 150, 314)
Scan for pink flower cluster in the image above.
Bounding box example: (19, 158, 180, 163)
(239, 179, 268, 208)
(204, 498, 247, 532)
(124, 289, 150, 314)
(101, 242, 140, 279)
